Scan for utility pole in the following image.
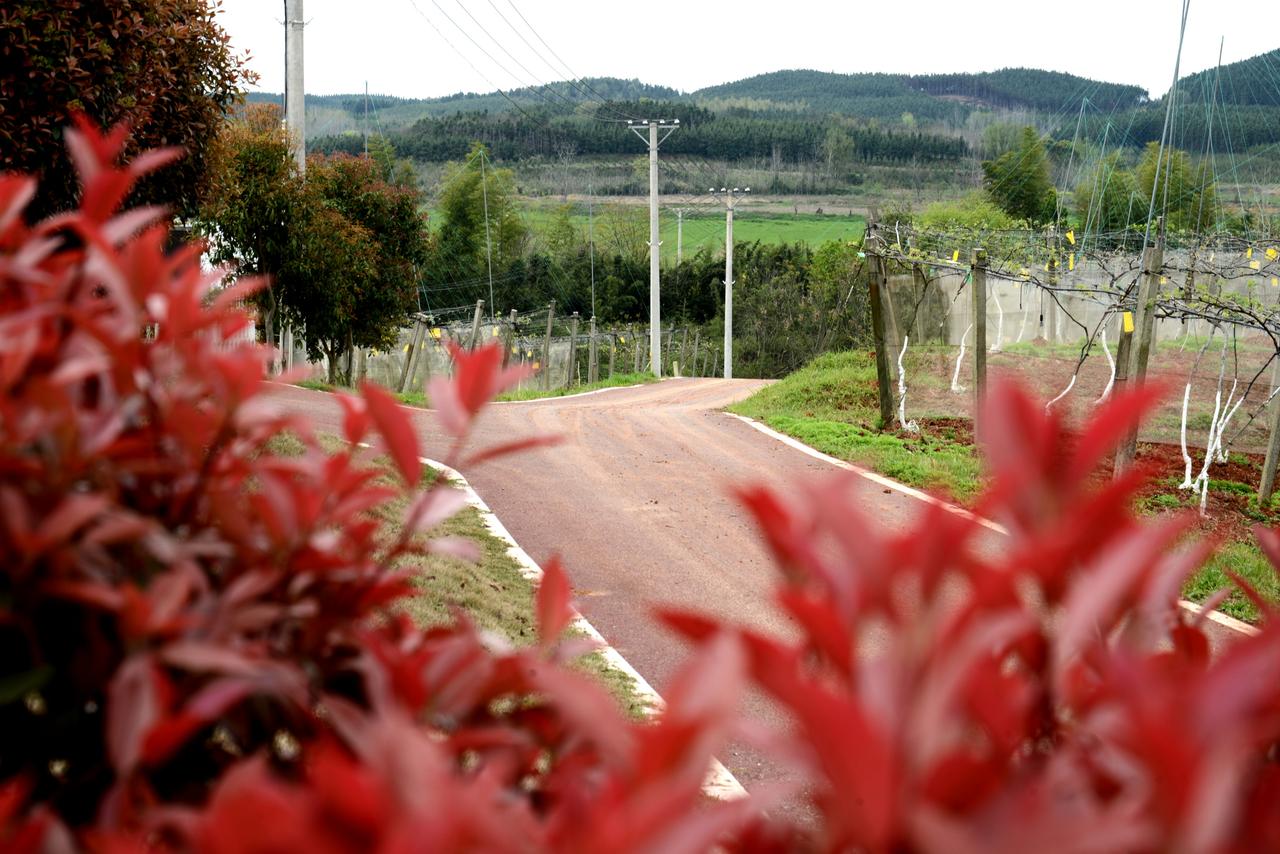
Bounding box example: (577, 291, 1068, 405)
(363, 80, 369, 157)
(282, 0, 305, 374)
(711, 187, 749, 379)
(480, 149, 495, 319)
(588, 181, 596, 319)
(283, 0, 305, 175)
(629, 119, 679, 376)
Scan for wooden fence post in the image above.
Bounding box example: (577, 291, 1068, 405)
(691, 330, 700, 377)
(567, 312, 580, 387)
(398, 318, 425, 393)
(971, 247, 988, 437)
(503, 308, 517, 367)
(588, 316, 598, 384)
(542, 302, 555, 391)
(608, 330, 616, 379)
(1259, 357, 1280, 505)
(865, 225, 896, 429)
(1115, 218, 1165, 474)
(467, 299, 484, 350)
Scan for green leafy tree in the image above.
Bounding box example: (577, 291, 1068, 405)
(432, 143, 527, 290)
(0, 0, 251, 218)
(291, 154, 429, 381)
(981, 127, 1056, 224)
(200, 110, 429, 382)
(918, 193, 1019, 231)
(1134, 142, 1218, 233)
(1073, 153, 1139, 232)
(199, 104, 302, 351)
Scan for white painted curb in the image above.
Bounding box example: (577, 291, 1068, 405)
(727, 412, 1260, 639)
(421, 455, 749, 801)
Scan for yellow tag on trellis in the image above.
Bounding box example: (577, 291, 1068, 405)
(403, 344, 410, 353)
(1044, 263, 1050, 272)
(1068, 253, 1076, 271)
(1272, 277, 1279, 287)
(1020, 268, 1031, 279)
(952, 249, 960, 262)
(620, 336, 626, 344)
(1122, 311, 1134, 334)
(1250, 260, 1262, 270)
(1066, 229, 1076, 245)
(1210, 251, 1216, 262)
(1269, 248, 1279, 260)
(1247, 247, 1254, 259)
(511, 345, 518, 353)
(1160, 276, 1167, 284)
(532, 361, 541, 371)
(492, 327, 499, 337)
(430, 328, 442, 339)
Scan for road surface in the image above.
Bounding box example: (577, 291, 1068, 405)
(268, 377, 1249, 799)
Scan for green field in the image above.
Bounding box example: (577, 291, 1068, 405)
(436, 203, 866, 261)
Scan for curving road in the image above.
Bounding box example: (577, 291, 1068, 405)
(268, 377, 1248, 799)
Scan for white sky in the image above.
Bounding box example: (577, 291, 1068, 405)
(215, 0, 1276, 101)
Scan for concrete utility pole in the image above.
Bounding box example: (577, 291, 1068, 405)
(711, 187, 749, 379)
(675, 208, 686, 264)
(629, 119, 679, 376)
(284, 0, 305, 175)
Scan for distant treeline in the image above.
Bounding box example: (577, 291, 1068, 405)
(314, 99, 968, 165)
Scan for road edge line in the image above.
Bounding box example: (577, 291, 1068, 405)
(725, 412, 1259, 639)
(421, 455, 749, 801)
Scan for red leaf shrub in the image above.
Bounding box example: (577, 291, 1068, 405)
(3, 121, 1280, 852)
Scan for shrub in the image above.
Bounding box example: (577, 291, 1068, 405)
(3, 120, 1280, 852)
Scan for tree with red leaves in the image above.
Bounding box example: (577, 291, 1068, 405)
(3, 119, 1280, 853)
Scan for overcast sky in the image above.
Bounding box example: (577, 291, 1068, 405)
(215, 0, 1275, 100)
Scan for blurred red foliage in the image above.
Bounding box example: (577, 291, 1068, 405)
(1, 120, 1279, 852)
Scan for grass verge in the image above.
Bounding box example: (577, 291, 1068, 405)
(397, 372, 657, 407)
(728, 350, 983, 502)
(730, 349, 1279, 623)
(278, 432, 647, 717)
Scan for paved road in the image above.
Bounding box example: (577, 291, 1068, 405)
(269, 377, 1249, 799)
(270, 378, 943, 797)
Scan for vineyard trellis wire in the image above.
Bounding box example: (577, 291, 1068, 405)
(865, 220, 1280, 512)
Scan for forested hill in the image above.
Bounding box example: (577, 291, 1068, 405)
(1170, 48, 1280, 106)
(1074, 49, 1280, 153)
(692, 68, 1147, 118)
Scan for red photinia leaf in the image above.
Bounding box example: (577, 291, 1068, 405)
(106, 655, 167, 776)
(463, 433, 563, 467)
(361, 380, 420, 486)
(334, 391, 369, 446)
(536, 556, 574, 646)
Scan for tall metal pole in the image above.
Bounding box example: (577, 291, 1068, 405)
(647, 121, 660, 375)
(725, 191, 737, 379)
(284, 0, 305, 175)
(588, 181, 596, 319)
(480, 149, 495, 319)
(630, 119, 678, 377)
(712, 188, 748, 379)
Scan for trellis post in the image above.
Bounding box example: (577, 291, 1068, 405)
(503, 308, 517, 368)
(542, 302, 555, 391)
(1259, 357, 1280, 505)
(566, 312, 580, 387)
(971, 247, 988, 437)
(865, 224, 895, 429)
(398, 317, 425, 394)
(588, 316, 599, 384)
(1046, 227, 1060, 343)
(467, 299, 484, 350)
(1115, 218, 1165, 473)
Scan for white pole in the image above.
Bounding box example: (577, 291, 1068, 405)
(648, 121, 661, 377)
(480, 149, 494, 319)
(677, 209, 684, 264)
(284, 0, 305, 175)
(724, 191, 734, 379)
